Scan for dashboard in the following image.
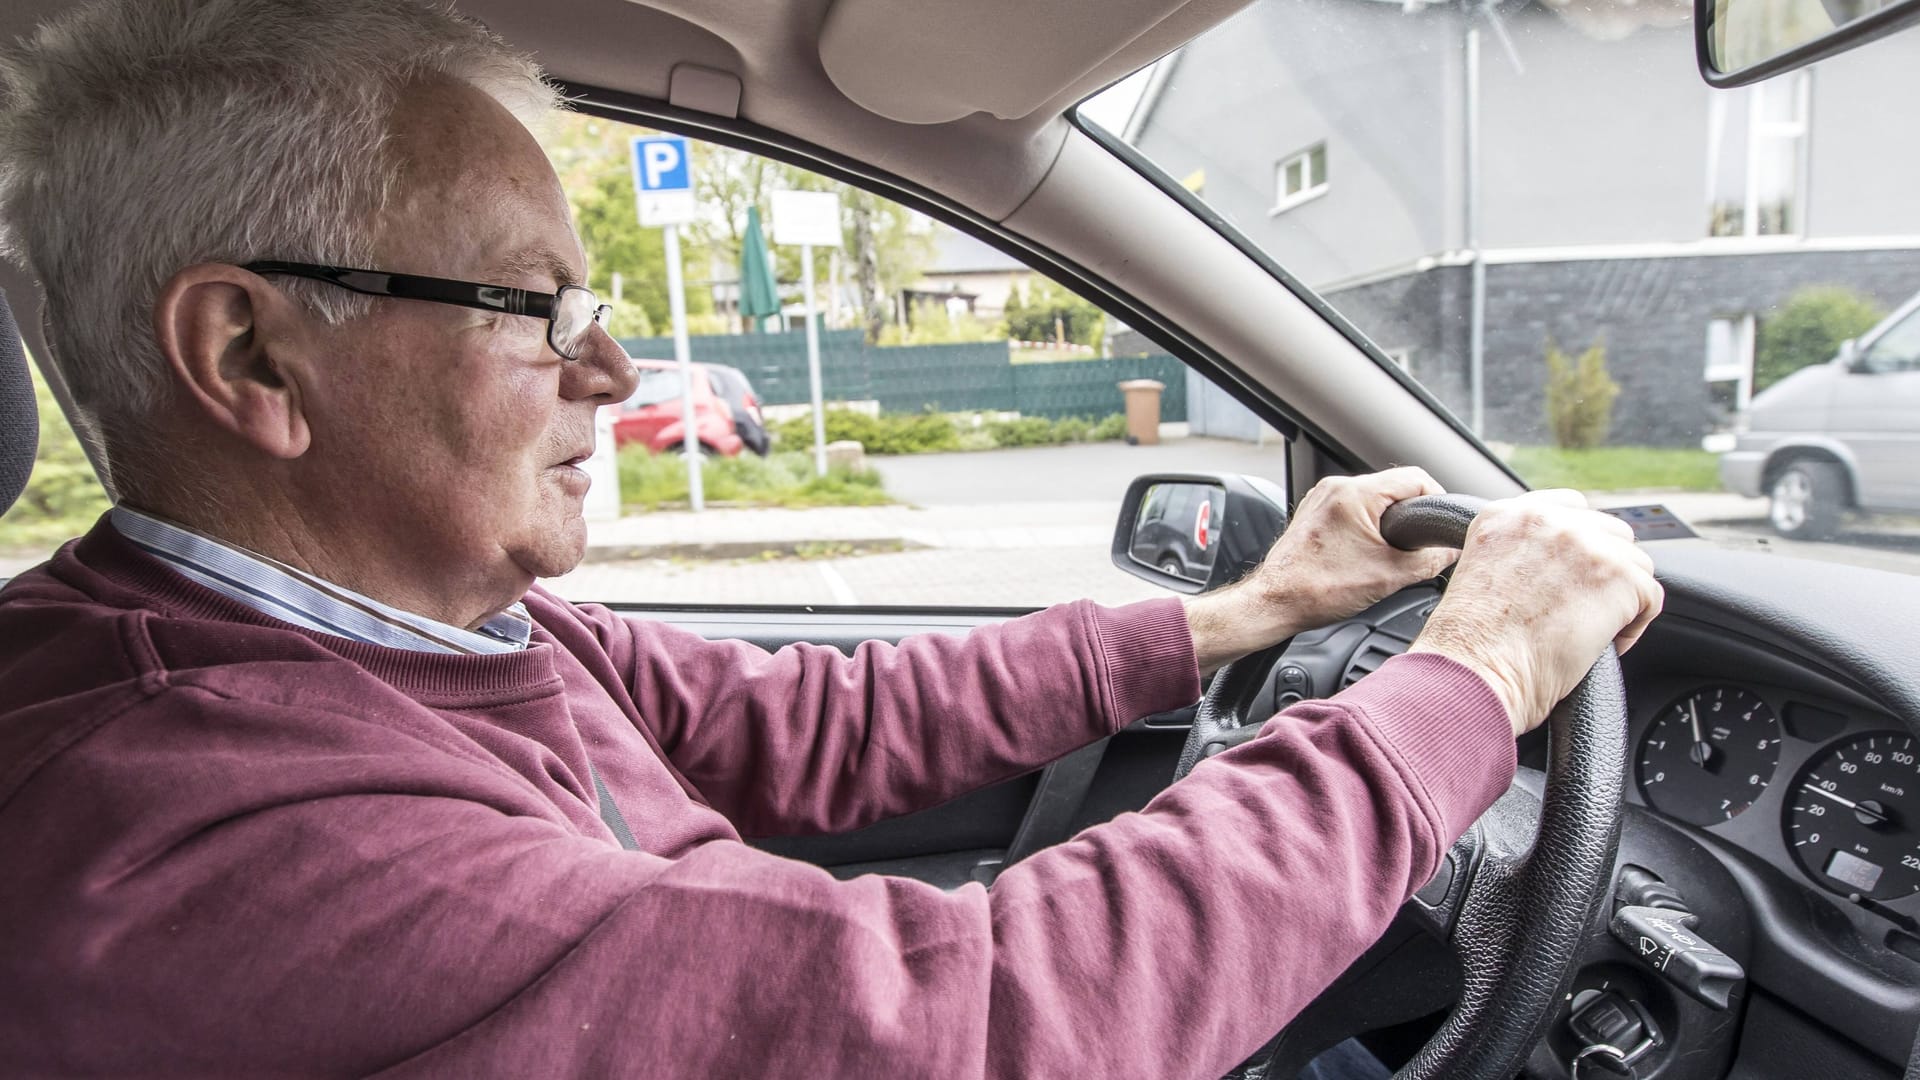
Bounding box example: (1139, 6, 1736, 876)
(1265, 543, 1920, 1077)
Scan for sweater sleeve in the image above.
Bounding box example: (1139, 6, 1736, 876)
(579, 597, 1200, 837)
(4, 653, 1514, 1080)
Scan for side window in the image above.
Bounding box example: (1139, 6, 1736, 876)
(539, 115, 1290, 608)
(0, 356, 110, 577)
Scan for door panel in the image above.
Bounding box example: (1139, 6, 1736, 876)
(619, 605, 1197, 887)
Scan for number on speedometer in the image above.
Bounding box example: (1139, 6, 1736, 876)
(1786, 732, 1920, 901)
(1636, 686, 1781, 826)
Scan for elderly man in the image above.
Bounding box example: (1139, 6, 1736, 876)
(0, 0, 1661, 1076)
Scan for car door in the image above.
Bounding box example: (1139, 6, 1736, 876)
(533, 119, 1295, 887)
(1835, 307, 1920, 510)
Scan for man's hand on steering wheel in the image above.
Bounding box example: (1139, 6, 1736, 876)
(1183, 467, 1460, 672)
(1409, 489, 1665, 737)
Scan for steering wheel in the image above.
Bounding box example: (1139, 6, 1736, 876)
(1174, 494, 1627, 1079)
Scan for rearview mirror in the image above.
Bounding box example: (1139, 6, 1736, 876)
(1111, 473, 1288, 594)
(1697, 0, 1920, 86)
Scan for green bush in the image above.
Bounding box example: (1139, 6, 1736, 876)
(618, 447, 889, 511)
(768, 409, 1130, 455)
(984, 416, 1057, 448)
(1089, 413, 1129, 441)
(0, 364, 110, 550)
(1543, 338, 1619, 450)
(1757, 286, 1884, 392)
(769, 409, 962, 455)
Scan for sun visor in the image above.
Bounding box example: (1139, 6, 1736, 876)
(818, 0, 1254, 125)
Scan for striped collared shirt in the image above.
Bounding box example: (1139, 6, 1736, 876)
(110, 506, 533, 654)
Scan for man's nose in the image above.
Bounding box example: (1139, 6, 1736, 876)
(564, 325, 640, 404)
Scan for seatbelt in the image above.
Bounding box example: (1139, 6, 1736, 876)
(586, 761, 640, 851)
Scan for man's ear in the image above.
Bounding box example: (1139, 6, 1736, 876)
(151, 264, 312, 459)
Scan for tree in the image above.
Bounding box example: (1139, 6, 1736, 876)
(1001, 277, 1106, 350)
(537, 113, 934, 342)
(1543, 337, 1619, 450)
(0, 363, 109, 536)
(1756, 286, 1884, 392)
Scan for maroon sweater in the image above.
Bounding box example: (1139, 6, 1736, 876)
(0, 522, 1515, 1078)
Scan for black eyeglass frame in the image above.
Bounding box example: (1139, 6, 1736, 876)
(243, 261, 611, 360)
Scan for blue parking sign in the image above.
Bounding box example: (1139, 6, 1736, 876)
(631, 135, 696, 226)
(631, 135, 690, 192)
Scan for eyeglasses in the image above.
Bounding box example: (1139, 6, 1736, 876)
(243, 261, 612, 360)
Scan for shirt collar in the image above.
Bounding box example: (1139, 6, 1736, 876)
(109, 505, 532, 654)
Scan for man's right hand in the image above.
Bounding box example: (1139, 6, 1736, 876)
(1408, 490, 1663, 738)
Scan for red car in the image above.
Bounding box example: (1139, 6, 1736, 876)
(614, 359, 771, 457)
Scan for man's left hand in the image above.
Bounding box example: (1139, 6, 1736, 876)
(1183, 468, 1459, 672)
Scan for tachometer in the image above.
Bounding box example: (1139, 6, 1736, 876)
(1636, 686, 1781, 825)
(1786, 732, 1920, 901)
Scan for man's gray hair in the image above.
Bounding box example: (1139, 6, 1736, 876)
(0, 0, 559, 476)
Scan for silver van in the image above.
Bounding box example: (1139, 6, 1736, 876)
(1720, 291, 1920, 540)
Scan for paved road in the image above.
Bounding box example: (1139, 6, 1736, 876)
(872, 437, 1291, 507)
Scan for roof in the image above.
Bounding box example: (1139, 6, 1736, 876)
(925, 228, 1030, 275)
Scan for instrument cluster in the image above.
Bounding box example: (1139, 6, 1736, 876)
(1630, 679, 1920, 907)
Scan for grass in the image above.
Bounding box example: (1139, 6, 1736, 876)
(1507, 446, 1721, 493)
(619, 447, 893, 512)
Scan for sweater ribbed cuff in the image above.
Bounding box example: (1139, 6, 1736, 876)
(1088, 597, 1201, 729)
(1333, 651, 1517, 845)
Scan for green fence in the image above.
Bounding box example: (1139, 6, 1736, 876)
(618, 330, 1188, 422)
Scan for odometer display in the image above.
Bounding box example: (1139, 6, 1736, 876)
(1786, 732, 1920, 901)
(1636, 686, 1782, 825)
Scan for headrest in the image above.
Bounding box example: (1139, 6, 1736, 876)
(0, 290, 37, 516)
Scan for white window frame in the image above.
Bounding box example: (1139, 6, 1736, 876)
(1271, 142, 1328, 215)
(1705, 314, 1757, 414)
(1706, 71, 1811, 239)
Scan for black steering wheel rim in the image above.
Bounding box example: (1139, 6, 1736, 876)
(1180, 494, 1627, 1080)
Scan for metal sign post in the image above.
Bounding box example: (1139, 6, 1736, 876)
(770, 189, 843, 478)
(631, 134, 703, 511)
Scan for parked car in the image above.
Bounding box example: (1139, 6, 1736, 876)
(1127, 481, 1224, 583)
(613, 359, 770, 458)
(1721, 290, 1920, 539)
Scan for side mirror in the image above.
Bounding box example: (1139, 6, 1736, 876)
(1111, 472, 1289, 594)
(1838, 338, 1866, 370)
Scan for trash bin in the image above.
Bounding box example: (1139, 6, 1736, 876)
(1117, 379, 1165, 446)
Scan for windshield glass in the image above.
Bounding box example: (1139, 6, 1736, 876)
(627, 368, 688, 408)
(1087, 0, 1920, 576)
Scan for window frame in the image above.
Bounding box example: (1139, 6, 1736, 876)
(1270, 142, 1329, 216)
(1706, 70, 1812, 240)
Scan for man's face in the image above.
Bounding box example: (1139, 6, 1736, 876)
(295, 78, 635, 613)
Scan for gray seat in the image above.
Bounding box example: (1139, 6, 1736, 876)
(0, 290, 36, 516)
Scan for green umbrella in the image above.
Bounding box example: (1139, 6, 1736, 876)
(738, 205, 780, 333)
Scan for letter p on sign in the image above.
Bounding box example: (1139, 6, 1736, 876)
(631, 135, 696, 226)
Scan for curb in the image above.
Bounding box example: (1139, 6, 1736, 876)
(580, 536, 924, 563)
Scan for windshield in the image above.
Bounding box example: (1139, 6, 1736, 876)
(627, 368, 688, 408)
(1087, 0, 1920, 576)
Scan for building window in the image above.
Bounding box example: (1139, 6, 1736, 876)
(1706, 71, 1809, 238)
(1705, 315, 1756, 436)
(1272, 142, 1328, 213)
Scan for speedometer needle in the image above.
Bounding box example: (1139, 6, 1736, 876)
(1801, 782, 1891, 826)
(1688, 700, 1715, 768)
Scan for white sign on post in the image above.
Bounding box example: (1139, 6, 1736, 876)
(771, 190, 842, 477)
(630, 135, 697, 226)
(770, 190, 843, 248)
(631, 134, 703, 511)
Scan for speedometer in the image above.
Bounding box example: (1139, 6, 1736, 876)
(1785, 732, 1920, 901)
